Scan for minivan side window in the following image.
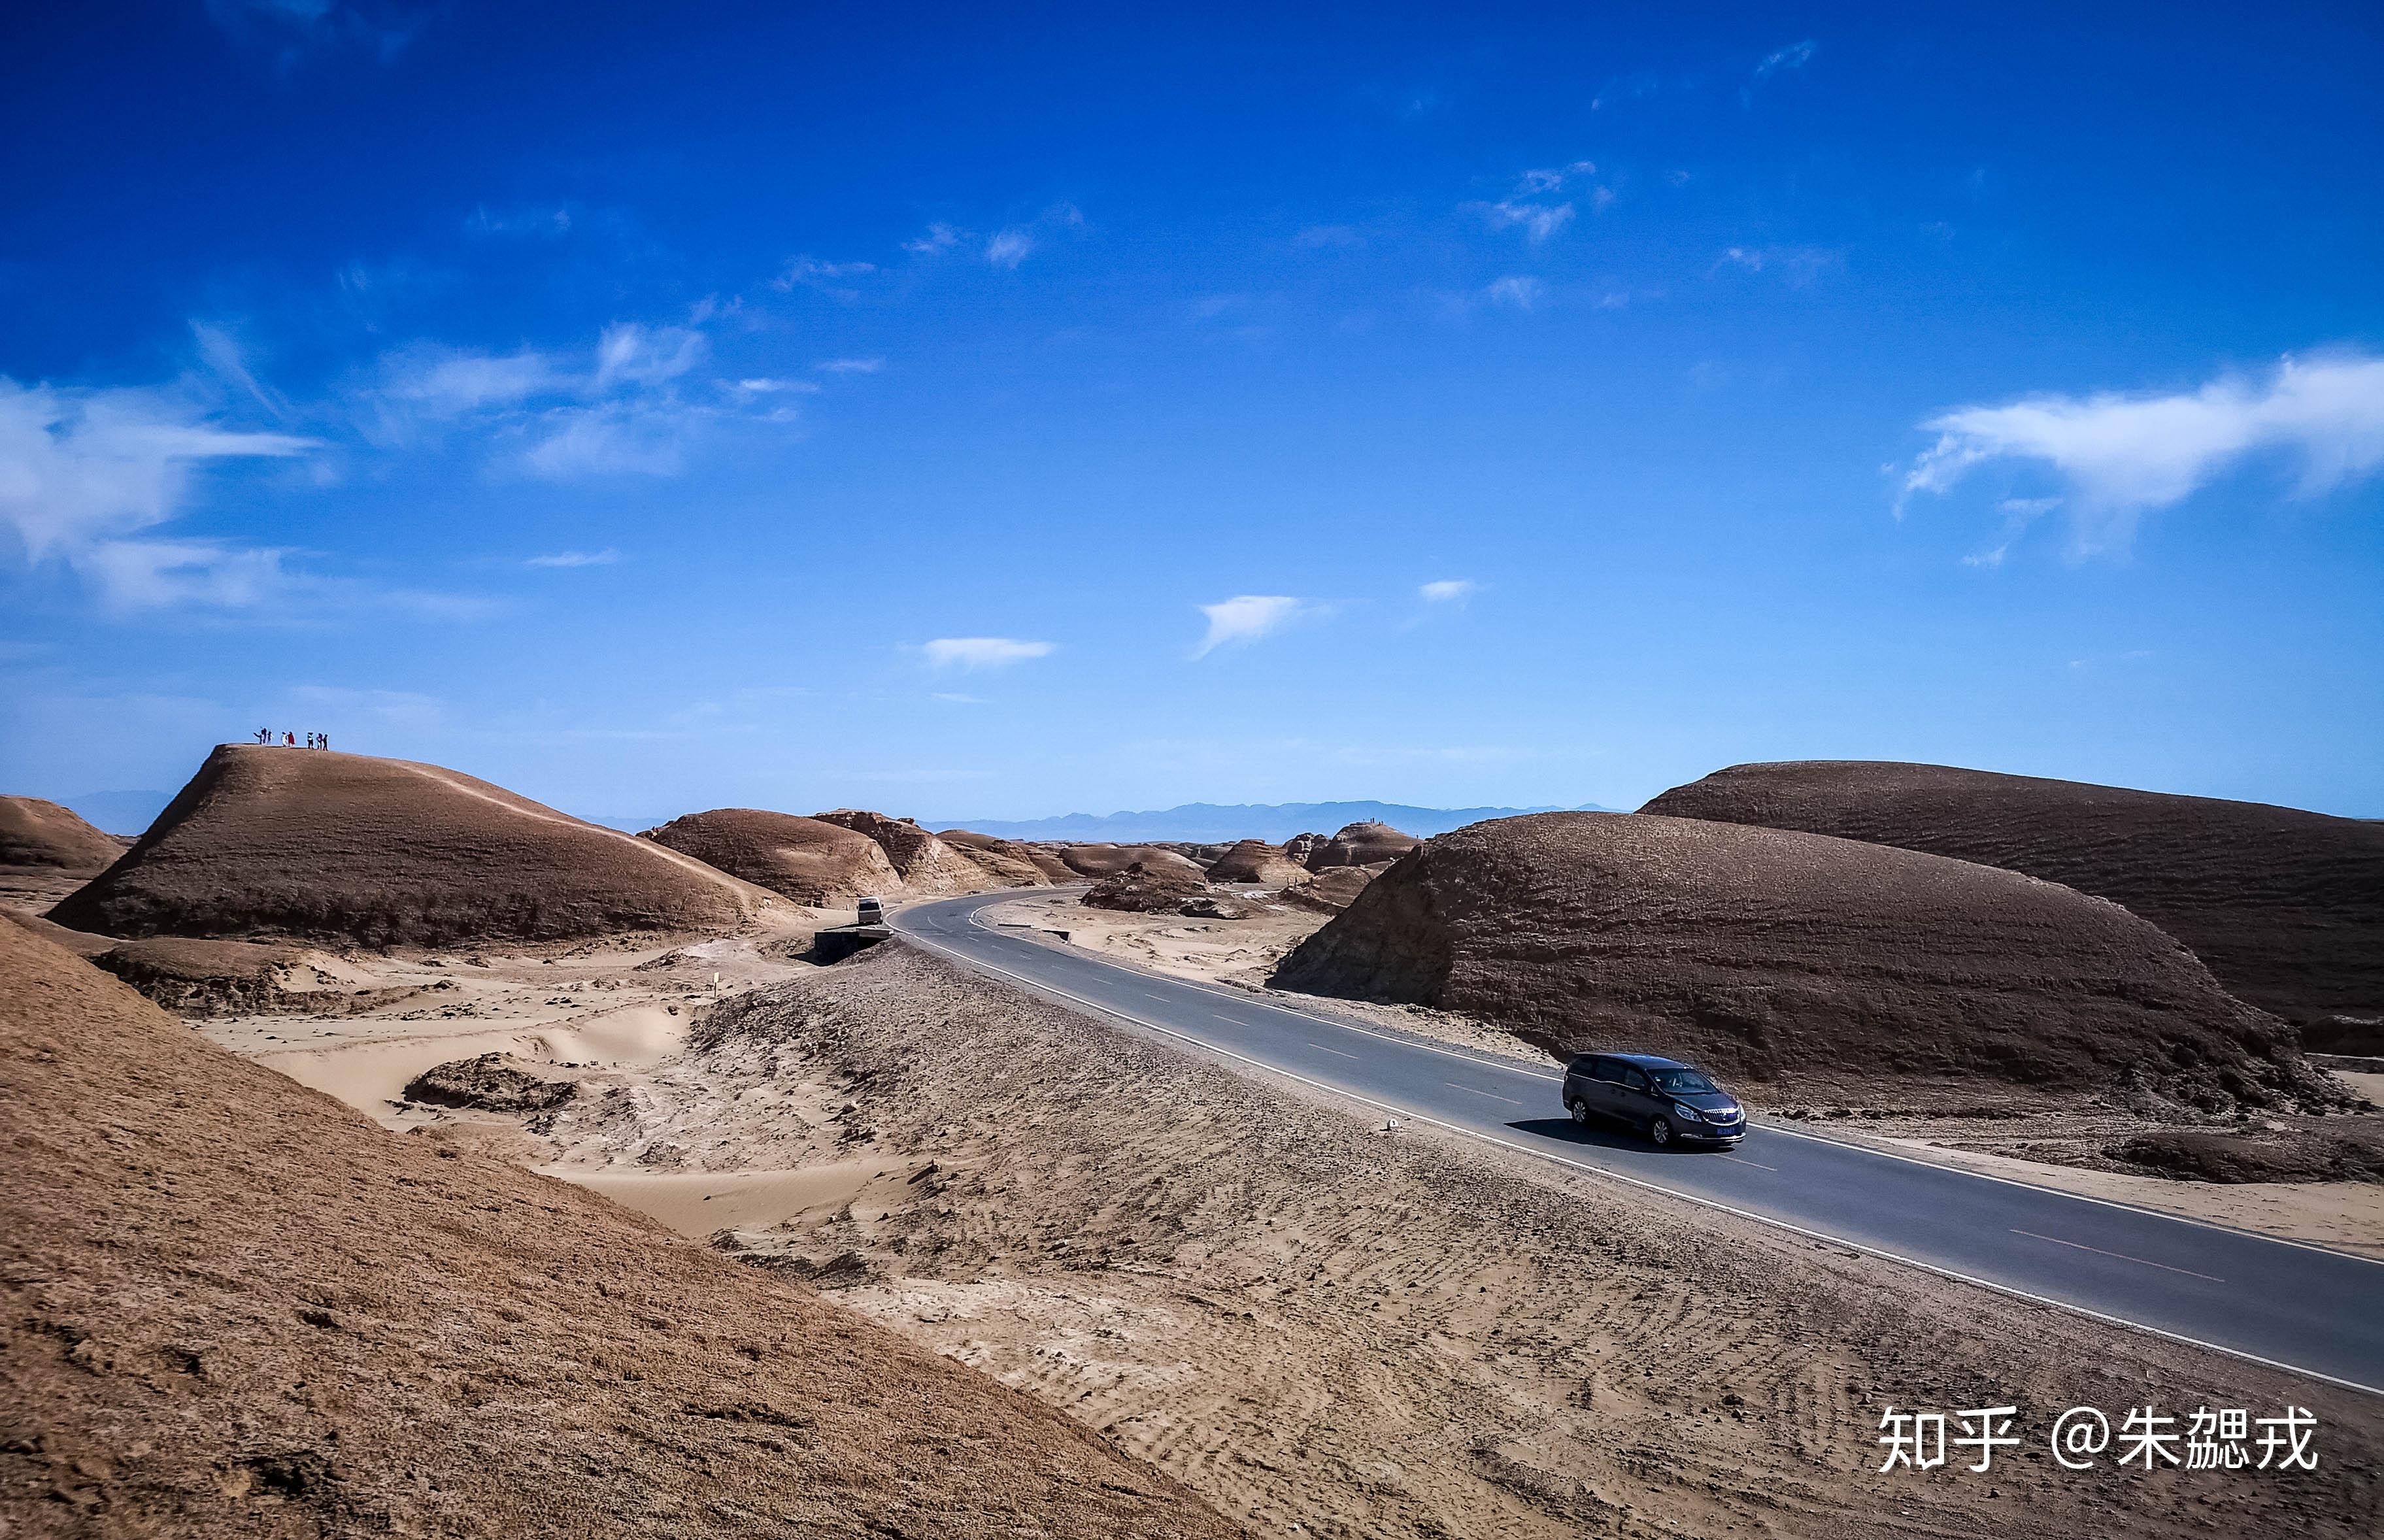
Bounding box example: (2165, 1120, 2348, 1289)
(1590, 1058, 1626, 1084)
(1622, 1067, 1653, 1094)
(1568, 1054, 1598, 1075)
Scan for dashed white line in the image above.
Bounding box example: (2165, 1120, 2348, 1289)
(2011, 1229, 2225, 1284)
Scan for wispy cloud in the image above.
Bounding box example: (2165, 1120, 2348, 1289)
(815, 357, 884, 374)
(1420, 578, 1478, 603)
(1754, 39, 1817, 78)
(1900, 352, 2384, 555)
(773, 256, 876, 300)
(1483, 276, 1546, 310)
(526, 548, 620, 569)
(985, 229, 1037, 269)
(1474, 161, 1598, 243)
(355, 319, 786, 480)
(1193, 595, 1314, 657)
(1711, 245, 1838, 286)
(0, 377, 317, 609)
(984, 205, 1084, 271)
(905, 222, 963, 254)
(923, 637, 1056, 670)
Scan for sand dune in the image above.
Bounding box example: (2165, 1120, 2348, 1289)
(1274, 811, 2334, 1111)
(47, 745, 779, 946)
(642, 807, 901, 905)
(0, 919, 1234, 1538)
(1644, 760, 2384, 1050)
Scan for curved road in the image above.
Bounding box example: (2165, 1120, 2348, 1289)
(895, 888, 2384, 1397)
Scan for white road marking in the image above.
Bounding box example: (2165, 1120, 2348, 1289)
(1717, 1153, 1777, 1171)
(1306, 1042, 1360, 1060)
(898, 899, 2383, 1398)
(1446, 1082, 1524, 1107)
(2010, 1229, 2226, 1284)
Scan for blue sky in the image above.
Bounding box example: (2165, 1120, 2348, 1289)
(3, 1, 2381, 826)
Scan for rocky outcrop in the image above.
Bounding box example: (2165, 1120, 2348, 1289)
(937, 829, 1058, 888)
(814, 810, 991, 894)
(643, 809, 900, 906)
(1205, 839, 1313, 886)
(1308, 821, 1420, 870)
(1082, 861, 1213, 914)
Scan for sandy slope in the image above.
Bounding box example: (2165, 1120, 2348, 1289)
(523, 945, 2380, 1540)
(0, 920, 1235, 1538)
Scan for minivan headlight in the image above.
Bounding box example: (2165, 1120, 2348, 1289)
(1673, 1102, 1705, 1122)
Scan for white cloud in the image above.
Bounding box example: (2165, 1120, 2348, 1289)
(815, 357, 884, 373)
(1755, 39, 1817, 78)
(1901, 352, 2384, 554)
(731, 377, 819, 395)
(1483, 276, 1546, 310)
(0, 377, 316, 608)
(986, 229, 1037, 269)
(774, 256, 876, 299)
(520, 403, 694, 480)
(526, 548, 620, 568)
(922, 637, 1056, 671)
(904, 222, 962, 254)
(1193, 595, 1312, 657)
(594, 323, 705, 389)
(1711, 245, 1837, 286)
(1476, 161, 1598, 243)
(1419, 578, 1477, 603)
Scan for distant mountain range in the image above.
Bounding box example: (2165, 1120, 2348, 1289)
(949, 800, 1616, 845)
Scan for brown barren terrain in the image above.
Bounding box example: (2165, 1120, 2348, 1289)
(48, 746, 782, 946)
(0, 919, 1235, 1538)
(1644, 761, 2384, 1050)
(1274, 811, 2336, 1113)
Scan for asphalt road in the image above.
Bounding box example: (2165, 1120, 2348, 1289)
(893, 888, 2384, 1397)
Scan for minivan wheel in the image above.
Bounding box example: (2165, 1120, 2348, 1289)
(1648, 1116, 1673, 1147)
(1568, 1098, 1590, 1127)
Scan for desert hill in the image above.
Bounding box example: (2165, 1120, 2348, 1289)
(0, 794, 127, 871)
(939, 828, 1064, 886)
(47, 745, 778, 946)
(1056, 844, 1208, 880)
(643, 809, 901, 905)
(1643, 761, 2384, 1045)
(1273, 812, 2332, 1111)
(1309, 820, 1419, 869)
(1206, 838, 1312, 885)
(813, 809, 998, 894)
(0, 920, 1232, 1537)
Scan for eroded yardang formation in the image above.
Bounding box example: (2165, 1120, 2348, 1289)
(48, 746, 775, 946)
(1273, 811, 2331, 1111)
(1644, 760, 2384, 1047)
(643, 808, 901, 905)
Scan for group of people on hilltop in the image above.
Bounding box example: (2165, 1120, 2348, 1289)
(253, 729, 333, 750)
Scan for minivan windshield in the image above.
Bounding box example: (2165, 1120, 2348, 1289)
(1649, 1067, 1718, 1095)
